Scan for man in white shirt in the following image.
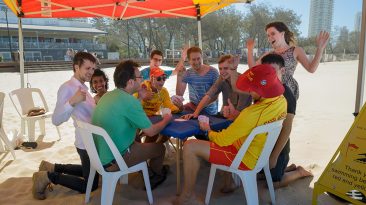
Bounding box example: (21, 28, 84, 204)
(32, 52, 99, 200)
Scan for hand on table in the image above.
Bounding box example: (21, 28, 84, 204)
(181, 113, 198, 120)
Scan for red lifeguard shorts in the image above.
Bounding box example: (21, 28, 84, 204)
(208, 142, 250, 170)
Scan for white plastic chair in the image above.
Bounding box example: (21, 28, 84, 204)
(205, 120, 284, 205)
(8, 88, 61, 142)
(75, 120, 153, 205)
(0, 92, 16, 159)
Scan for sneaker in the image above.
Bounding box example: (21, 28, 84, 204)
(32, 171, 50, 200)
(38, 160, 55, 172)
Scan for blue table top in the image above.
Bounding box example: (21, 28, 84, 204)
(150, 113, 232, 140)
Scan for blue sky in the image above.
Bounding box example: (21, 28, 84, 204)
(235, 0, 362, 37)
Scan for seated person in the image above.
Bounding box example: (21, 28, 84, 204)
(176, 46, 219, 115)
(135, 67, 183, 143)
(141, 49, 187, 80)
(260, 54, 313, 188)
(92, 60, 172, 190)
(90, 68, 109, 104)
(182, 54, 252, 122)
(174, 64, 287, 204)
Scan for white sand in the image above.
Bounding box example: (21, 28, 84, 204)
(0, 60, 363, 205)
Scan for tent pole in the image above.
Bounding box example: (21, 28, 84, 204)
(196, 4, 202, 49)
(18, 17, 25, 88)
(197, 20, 202, 49)
(355, 0, 366, 115)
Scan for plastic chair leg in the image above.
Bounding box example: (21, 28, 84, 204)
(39, 119, 46, 136)
(55, 126, 61, 140)
(101, 175, 118, 205)
(142, 164, 153, 205)
(27, 120, 36, 142)
(241, 173, 259, 205)
(20, 119, 25, 139)
(84, 168, 96, 204)
(205, 165, 217, 205)
(0, 129, 16, 160)
(263, 164, 276, 204)
(119, 175, 128, 184)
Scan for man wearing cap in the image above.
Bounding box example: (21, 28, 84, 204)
(136, 67, 183, 116)
(260, 54, 313, 188)
(135, 67, 183, 143)
(174, 64, 287, 205)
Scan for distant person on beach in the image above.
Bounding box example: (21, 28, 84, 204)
(181, 54, 251, 123)
(92, 60, 172, 190)
(90, 68, 109, 104)
(140, 49, 187, 80)
(32, 52, 99, 200)
(247, 21, 330, 100)
(176, 46, 219, 115)
(174, 64, 287, 205)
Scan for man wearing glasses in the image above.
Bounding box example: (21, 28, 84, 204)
(92, 60, 172, 189)
(141, 49, 187, 81)
(135, 67, 184, 143)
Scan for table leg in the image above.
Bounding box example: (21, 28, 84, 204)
(176, 139, 181, 195)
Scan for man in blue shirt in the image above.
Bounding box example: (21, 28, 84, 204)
(176, 46, 219, 115)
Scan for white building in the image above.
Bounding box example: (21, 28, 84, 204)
(355, 12, 362, 32)
(308, 0, 334, 37)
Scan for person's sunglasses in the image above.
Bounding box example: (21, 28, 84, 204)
(156, 76, 167, 81)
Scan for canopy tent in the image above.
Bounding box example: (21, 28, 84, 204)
(3, 0, 253, 89)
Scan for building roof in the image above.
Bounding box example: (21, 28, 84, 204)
(0, 23, 107, 34)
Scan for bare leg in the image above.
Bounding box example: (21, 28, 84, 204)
(274, 166, 313, 188)
(176, 139, 210, 204)
(220, 172, 239, 194)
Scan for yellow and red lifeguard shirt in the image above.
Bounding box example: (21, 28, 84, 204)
(208, 95, 287, 169)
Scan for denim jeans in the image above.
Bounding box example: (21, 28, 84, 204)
(48, 148, 99, 193)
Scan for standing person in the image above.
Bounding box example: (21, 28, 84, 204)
(90, 68, 109, 104)
(176, 46, 220, 115)
(92, 60, 172, 189)
(247, 21, 330, 100)
(140, 49, 187, 80)
(182, 54, 251, 122)
(174, 64, 287, 204)
(32, 52, 99, 200)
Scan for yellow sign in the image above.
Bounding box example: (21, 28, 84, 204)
(313, 102, 366, 205)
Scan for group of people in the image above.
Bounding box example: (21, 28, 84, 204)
(31, 21, 329, 204)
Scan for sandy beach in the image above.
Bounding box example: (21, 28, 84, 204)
(0, 60, 362, 205)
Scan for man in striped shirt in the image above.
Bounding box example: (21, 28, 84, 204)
(176, 46, 219, 115)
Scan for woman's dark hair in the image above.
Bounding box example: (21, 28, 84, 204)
(261, 53, 285, 68)
(265, 22, 296, 46)
(90, 69, 109, 93)
(114, 60, 140, 89)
